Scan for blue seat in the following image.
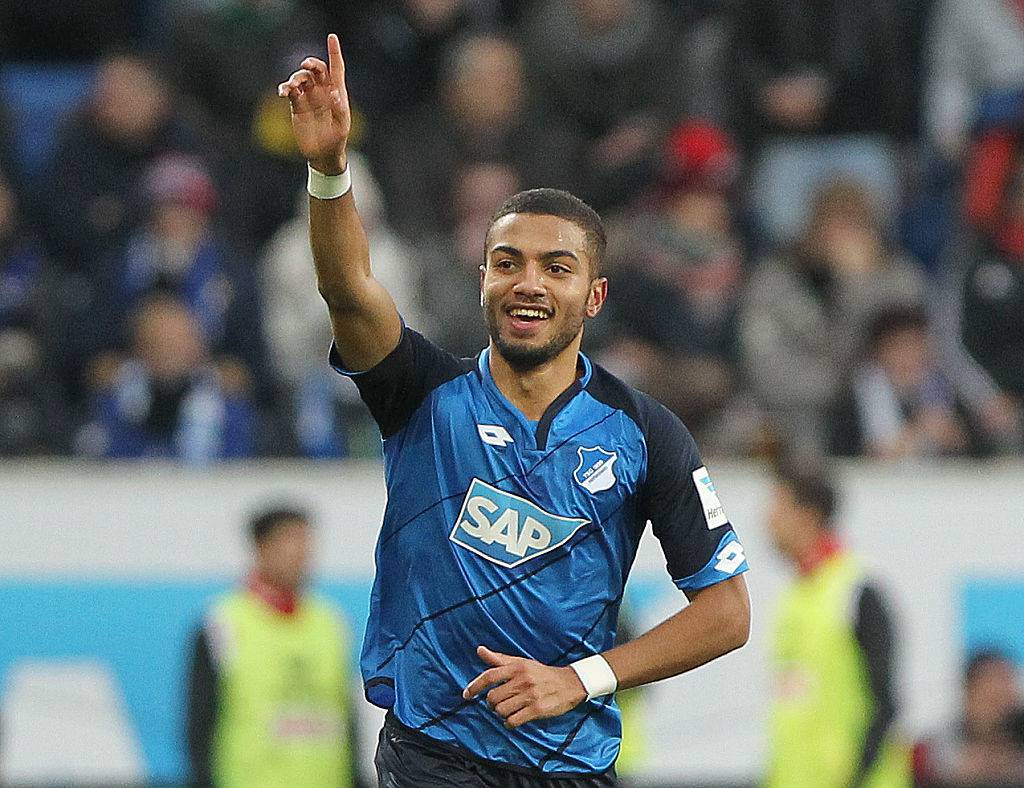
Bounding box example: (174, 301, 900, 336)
(0, 63, 96, 179)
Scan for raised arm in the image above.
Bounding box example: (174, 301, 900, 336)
(278, 34, 402, 371)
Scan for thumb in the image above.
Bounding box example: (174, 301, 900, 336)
(477, 645, 513, 667)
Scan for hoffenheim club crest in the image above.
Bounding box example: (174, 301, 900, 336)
(574, 446, 618, 493)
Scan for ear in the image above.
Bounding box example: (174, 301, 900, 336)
(586, 277, 608, 318)
(479, 263, 486, 307)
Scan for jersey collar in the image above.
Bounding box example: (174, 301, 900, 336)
(478, 348, 593, 450)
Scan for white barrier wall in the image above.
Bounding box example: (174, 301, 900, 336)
(1, 460, 1023, 783)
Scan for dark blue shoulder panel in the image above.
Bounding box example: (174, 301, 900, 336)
(330, 327, 475, 438)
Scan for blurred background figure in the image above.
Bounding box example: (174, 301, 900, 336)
(0, 163, 66, 455)
(764, 464, 909, 788)
(185, 507, 358, 787)
(731, 0, 916, 246)
(923, 0, 1024, 164)
(420, 160, 522, 359)
(597, 120, 747, 448)
(375, 31, 580, 240)
(739, 179, 926, 458)
(522, 0, 712, 212)
(43, 51, 203, 271)
(75, 295, 257, 463)
(94, 154, 268, 390)
(831, 306, 988, 458)
(160, 0, 324, 137)
(915, 650, 1024, 787)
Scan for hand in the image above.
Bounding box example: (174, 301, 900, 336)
(462, 646, 588, 729)
(278, 33, 351, 174)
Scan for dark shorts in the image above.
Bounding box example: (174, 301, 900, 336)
(374, 711, 618, 788)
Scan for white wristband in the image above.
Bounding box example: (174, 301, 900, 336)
(569, 654, 618, 700)
(307, 163, 352, 200)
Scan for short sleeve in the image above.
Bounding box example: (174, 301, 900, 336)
(638, 398, 749, 592)
(329, 326, 470, 438)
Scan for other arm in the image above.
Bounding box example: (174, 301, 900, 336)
(278, 34, 401, 372)
(185, 627, 218, 787)
(850, 583, 898, 786)
(463, 576, 748, 728)
(604, 574, 749, 691)
(465, 403, 750, 726)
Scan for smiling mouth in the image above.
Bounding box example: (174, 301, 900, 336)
(506, 306, 552, 323)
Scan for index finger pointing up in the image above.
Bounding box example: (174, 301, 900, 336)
(327, 33, 344, 85)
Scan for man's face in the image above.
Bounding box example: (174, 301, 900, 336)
(766, 483, 822, 561)
(481, 213, 606, 370)
(965, 659, 1022, 737)
(256, 519, 311, 592)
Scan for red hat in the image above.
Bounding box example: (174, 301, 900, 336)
(660, 119, 737, 195)
(144, 154, 218, 215)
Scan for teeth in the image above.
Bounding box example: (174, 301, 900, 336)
(510, 308, 548, 319)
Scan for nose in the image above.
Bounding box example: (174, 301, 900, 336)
(512, 262, 546, 298)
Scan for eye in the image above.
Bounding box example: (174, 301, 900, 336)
(547, 262, 572, 275)
(492, 258, 514, 269)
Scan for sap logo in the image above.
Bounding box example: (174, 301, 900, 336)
(477, 424, 514, 447)
(573, 446, 618, 493)
(450, 478, 589, 568)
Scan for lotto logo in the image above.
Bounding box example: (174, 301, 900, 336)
(450, 479, 589, 568)
(714, 540, 746, 574)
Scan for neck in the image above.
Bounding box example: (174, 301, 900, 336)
(794, 531, 843, 576)
(488, 340, 582, 421)
(247, 571, 299, 615)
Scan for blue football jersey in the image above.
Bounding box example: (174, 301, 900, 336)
(331, 327, 749, 774)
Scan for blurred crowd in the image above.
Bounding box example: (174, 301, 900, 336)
(1, 0, 1023, 462)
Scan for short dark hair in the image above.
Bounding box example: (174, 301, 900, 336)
(774, 462, 838, 524)
(964, 648, 1013, 686)
(249, 506, 309, 543)
(866, 305, 929, 354)
(487, 188, 607, 276)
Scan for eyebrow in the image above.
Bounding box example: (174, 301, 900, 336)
(489, 244, 580, 262)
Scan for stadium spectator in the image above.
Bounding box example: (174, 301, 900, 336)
(261, 151, 424, 457)
(959, 159, 1024, 404)
(375, 32, 582, 239)
(765, 464, 910, 787)
(93, 154, 267, 385)
(923, 0, 1024, 162)
(521, 0, 708, 210)
(43, 52, 203, 270)
(738, 179, 926, 458)
(420, 160, 522, 358)
(0, 165, 67, 454)
(343, 0, 482, 135)
(597, 121, 745, 440)
(160, 0, 324, 135)
(75, 295, 257, 463)
(915, 650, 1024, 786)
(731, 0, 916, 244)
(830, 307, 988, 458)
(186, 506, 358, 787)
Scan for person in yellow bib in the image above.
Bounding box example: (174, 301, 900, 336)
(765, 466, 910, 788)
(185, 507, 358, 787)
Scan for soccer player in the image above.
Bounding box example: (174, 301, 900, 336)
(278, 35, 751, 786)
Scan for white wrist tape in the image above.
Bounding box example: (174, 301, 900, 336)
(307, 164, 352, 200)
(570, 654, 618, 700)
